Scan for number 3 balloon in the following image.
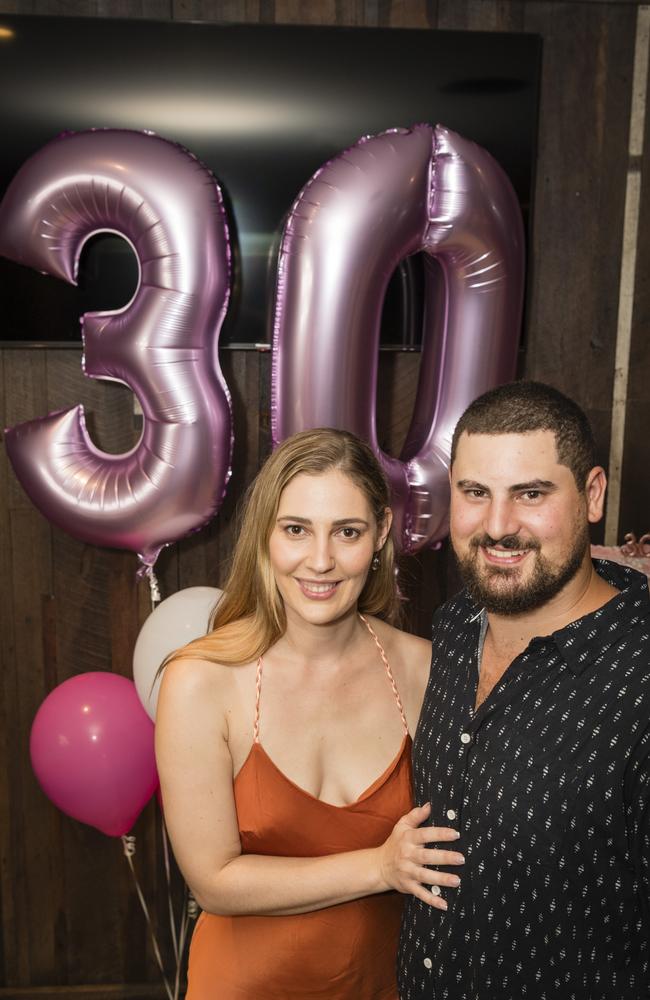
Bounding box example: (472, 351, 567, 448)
(0, 130, 233, 570)
(1, 123, 522, 562)
(272, 124, 525, 551)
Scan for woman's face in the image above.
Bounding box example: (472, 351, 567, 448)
(268, 468, 391, 627)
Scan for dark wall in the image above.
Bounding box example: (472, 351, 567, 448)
(0, 1, 647, 997)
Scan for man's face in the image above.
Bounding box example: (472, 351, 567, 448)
(450, 430, 601, 615)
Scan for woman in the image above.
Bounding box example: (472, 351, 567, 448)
(155, 429, 463, 999)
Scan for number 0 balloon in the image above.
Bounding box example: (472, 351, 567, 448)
(272, 124, 525, 551)
(0, 130, 233, 570)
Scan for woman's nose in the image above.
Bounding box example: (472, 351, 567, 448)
(305, 533, 335, 573)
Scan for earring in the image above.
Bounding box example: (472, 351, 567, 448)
(371, 553, 381, 571)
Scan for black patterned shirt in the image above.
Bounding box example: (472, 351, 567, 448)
(398, 560, 650, 1000)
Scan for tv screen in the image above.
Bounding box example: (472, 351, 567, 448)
(0, 15, 540, 346)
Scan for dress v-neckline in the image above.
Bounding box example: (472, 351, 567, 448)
(239, 614, 411, 809)
(237, 732, 411, 810)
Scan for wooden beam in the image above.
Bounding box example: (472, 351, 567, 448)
(0, 987, 169, 999)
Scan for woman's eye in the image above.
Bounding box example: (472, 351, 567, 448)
(338, 526, 360, 539)
(285, 524, 306, 536)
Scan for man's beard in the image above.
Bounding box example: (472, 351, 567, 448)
(453, 524, 590, 615)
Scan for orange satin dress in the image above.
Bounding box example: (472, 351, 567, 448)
(185, 617, 413, 1000)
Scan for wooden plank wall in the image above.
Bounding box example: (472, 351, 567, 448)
(0, 1, 647, 996)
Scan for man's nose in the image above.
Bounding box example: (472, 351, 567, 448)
(483, 497, 520, 543)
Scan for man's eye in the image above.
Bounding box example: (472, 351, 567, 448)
(467, 489, 486, 499)
(522, 491, 542, 501)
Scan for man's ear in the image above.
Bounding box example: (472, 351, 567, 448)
(585, 466, 607, 523)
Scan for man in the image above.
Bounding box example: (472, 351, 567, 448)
(398, 381, 650, 1000)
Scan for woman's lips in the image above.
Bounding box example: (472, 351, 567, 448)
(295, 579, 341, 600)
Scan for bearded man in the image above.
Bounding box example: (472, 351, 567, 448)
(398, 380, 650, 1000)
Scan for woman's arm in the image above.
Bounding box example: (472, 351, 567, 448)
(155, 658, 464, 917)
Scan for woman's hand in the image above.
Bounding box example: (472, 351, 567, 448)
(377, 802, 464, 909)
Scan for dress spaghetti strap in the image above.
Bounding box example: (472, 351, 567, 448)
(358, 614, 409, 736)
(253, 656, 263, 743)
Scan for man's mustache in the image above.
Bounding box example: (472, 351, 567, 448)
(469, 534, 541, 552)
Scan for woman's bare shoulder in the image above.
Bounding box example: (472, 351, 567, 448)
(158, 655, 254, 724)
(365, 616, 431, 669)
(161, 654, 235, 693)
(364, 617, 431, 730)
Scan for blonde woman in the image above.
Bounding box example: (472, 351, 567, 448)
(155, 429, 463, 1000)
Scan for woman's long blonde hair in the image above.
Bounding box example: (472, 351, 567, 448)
(165, 428, 399, 668)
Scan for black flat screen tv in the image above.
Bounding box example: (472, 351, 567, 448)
(0, 15, 540, 347)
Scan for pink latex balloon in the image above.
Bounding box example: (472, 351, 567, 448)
(272, 124, 525, 552)
(30, 672, 158, 837)
(0, 129, 233, 570)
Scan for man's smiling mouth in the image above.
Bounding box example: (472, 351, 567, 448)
(482, 547, 532, 565)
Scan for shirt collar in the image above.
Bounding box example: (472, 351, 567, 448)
(460, 559, 650, 676)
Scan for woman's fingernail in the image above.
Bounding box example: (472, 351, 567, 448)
(450, 876, 461, 887)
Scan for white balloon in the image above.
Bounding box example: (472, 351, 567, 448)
(133, 586, 223, 721)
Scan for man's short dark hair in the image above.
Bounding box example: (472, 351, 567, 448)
(450, 381, 597, 489)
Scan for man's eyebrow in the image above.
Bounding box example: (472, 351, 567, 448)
(509, 479, 557, 492)
(454, 479, 558, 492)
(455, 479, 488, 490)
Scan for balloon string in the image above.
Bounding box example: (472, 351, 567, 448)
(159, 809, 199, 998)
(175, 883, 199, 998)
(121, 835, 174, 1000)
(135, 560, 162, 607)
(161, 814, 179, 965)
(173, 892, 189, 1000)
(172, 885, 198, 999)
(147, 567, 162, 608)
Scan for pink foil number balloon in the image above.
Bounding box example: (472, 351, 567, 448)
(272, 124, 525, 551)
(0, 130, 233, 570)
(30, 673, 158, 837)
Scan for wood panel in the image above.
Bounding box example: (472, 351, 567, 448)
(0, 1, 172, 16)
(0, 346, 16, 988)
(522, 3, 636, 513)
(621, 8, 650, 542)
(0, 988, 167, 999)
(1, 1, 648, 996)
(2, 350, 56, 987)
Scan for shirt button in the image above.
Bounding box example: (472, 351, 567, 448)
(423, 957, 433, 969)
(460, 732, 471, 744)
(446, 808, 456, 820)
